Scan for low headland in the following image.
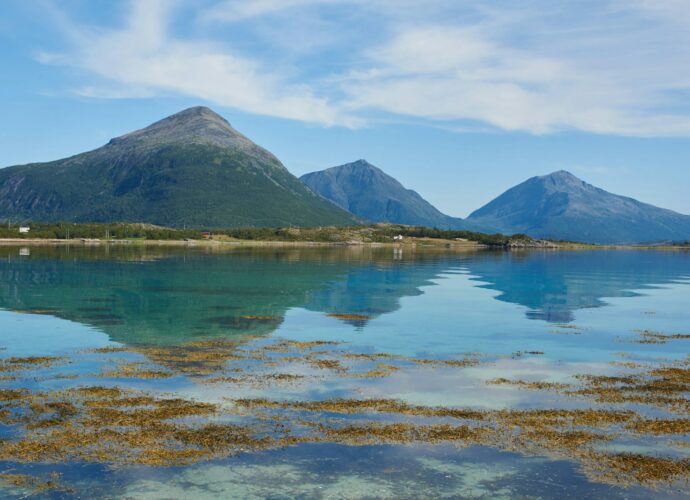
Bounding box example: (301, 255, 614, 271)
(0, 222, 687, 250)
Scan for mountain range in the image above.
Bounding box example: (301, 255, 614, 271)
(467, 170, 690, 244)
(300, 160, 475, 230)
(1, 106, 689, 244)
(0, 107, 359, 228)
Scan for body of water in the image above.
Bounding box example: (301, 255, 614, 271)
(0, 245, 688, 498)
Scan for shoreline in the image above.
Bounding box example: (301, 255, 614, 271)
(0, 237, 483, 250)
(0, 237, 687, 251)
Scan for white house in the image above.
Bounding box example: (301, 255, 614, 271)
(18, 226, 30, 234)
(393, 234, 404, 241)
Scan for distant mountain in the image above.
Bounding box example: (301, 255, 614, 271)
(0, 107, 359, 228)
(300, 160, 477, 230)
(467, 170, 690, 244)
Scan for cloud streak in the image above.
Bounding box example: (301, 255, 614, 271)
(40, 0, 357, 126)
(36, 0, 690, 136)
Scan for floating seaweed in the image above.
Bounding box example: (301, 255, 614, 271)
(1, 336, 689, 493)
(630, 330, 690, 344)
(327, 313, 371, 321)
(0, 472, 73, 494)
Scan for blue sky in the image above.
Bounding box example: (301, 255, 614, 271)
(1, 0, 690, 217)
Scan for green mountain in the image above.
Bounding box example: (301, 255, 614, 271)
(467, 170, 690, 244)
(300, 159, 479, 230)
(0, 107, 359, 228)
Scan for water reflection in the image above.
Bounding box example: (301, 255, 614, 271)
(1, 245, 689, 498)
(464, 250, 690, 323)
(0, 247, 688, 348)
(0, 246, 459, 344)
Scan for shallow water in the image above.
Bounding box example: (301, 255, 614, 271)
(0, 245, 688, 498)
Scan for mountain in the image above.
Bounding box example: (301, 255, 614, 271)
(467, 170, 690, 244)
(300, 160, 477, 230)
(0, 107, 359, 228)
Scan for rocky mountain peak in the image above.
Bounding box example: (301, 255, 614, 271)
(539, 170, 587, 190)
(106, 106, 269, 159)
(300, 160, 475, 230)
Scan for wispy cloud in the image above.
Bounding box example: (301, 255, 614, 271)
(201, 0, 333, 22)
(35, 0, 690, 136)
(39, 0, 358, 126)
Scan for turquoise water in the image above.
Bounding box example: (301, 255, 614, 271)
(0, 245, 689, 498)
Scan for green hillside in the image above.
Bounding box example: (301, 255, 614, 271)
(0, 107, 360, 228)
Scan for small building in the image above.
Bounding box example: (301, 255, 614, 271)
(18, 226, 30, 234)
(393, 234, 404, 241)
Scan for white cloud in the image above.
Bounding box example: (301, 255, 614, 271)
(339, 0, 690, 135)
(37, 0, 690, 136)
(201, 0, 333, 22)
(42, 0, 358, 126)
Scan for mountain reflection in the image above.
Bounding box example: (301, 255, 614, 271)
(463, 250, 690, 323)
(0, 246, 688, 345)
(0, 246, 459, 344)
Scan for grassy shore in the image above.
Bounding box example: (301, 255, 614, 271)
(0, 236, 482, 251)
(0, 222, 687, 250)
(0, 223, 515, 249)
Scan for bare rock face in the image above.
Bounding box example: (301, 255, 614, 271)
(108, 107, 280, 166)
(467, 171, 690, 244)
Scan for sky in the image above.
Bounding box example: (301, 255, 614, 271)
(1, 0, 690, 218)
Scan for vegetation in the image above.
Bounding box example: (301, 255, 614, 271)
(0, 222, 201, 240)
(0, 141, 360, 229)
(214, 224, 535, 246)
(1, 335, 690, 490)
(0, 221, 536, 247)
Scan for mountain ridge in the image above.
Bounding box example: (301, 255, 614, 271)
(300, 159, 478, 230)
(467, 170, 690, 244)
(0, 107, 360, 228)
(2, 107, 689, 243)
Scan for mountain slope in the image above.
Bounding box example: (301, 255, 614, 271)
(300, 160, 476, 230)
(0, 107, 360, 228)
(467, 170, 690, 244)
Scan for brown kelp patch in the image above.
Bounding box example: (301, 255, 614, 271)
(0, 472, 73, 494)
(484, 355, 690, 415)
(318, 422, 487, 446)
(486, 378, 569, 390)
(583, 453, 690, 487)
(327, 313, 371, 321)
(0, 385, 687, 490)
(629, 418, 690, 435)
(0, 356, 66, 373)
(82, 338, 477, 385)
(0, 385, 261, 466)
(630, 330, 690, 344)
(570, 358, 690, 414)
(342, 350, 479, 369)
(1, 337, 690, 492)
(232, 397, 488, 420)
(1, 385, 642, 482)
(227, 396, 689, 488)
(90, 341, 250, 378)
(100, 362, 173, 379)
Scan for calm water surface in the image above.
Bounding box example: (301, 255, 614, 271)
(0, 245, 688, 498)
